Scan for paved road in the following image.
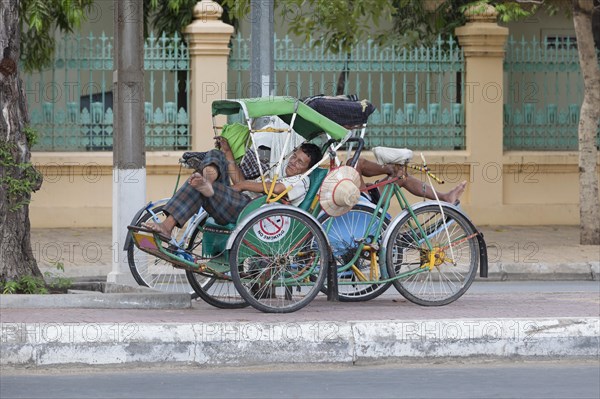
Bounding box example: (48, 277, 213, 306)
(1, 360, 599, 399)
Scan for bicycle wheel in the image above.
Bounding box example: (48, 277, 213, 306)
(229, 207, 329, 313)
(185, 225, 248, 309)
(320, 204, 392, 302)
(385, 204, 479, 306)
(127, 206, 208, 295)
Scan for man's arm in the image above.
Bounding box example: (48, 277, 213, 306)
(215, 136, 245, 184)
(350, 158, 394, 177)
(232, 180, 286, 195)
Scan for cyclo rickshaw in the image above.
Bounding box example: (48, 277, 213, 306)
(128, 96, 488, 313)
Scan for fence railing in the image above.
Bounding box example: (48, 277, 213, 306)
(229, 34, 466, 150)
(503, 35, 600, 150)
(24, 32, 190, 151)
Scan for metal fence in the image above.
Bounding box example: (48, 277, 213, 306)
(503, 35, 600, 150)
(24, 32, 190, 151)
(229, 34, 466, 150)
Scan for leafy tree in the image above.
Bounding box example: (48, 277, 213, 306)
(19, 0, 94, 72)
(1, 0, 239, 281)
(1, 0, 93, 281)
(568, 0, 600, 245)
(144, 0, 237, 37)
(466, 0, 599, 244)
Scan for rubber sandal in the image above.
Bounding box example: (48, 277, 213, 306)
(127, 225, 173, 243)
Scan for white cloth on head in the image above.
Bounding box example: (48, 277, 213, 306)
(251, 116, 305, 179)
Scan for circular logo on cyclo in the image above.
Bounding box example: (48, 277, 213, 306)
(253, 216, 291, 242)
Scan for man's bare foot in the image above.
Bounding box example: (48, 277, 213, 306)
(391, 164, 406, 178)
(189, 172, 214, 197)
(141, 221, 173, 239)
(443, 180, 467, 204)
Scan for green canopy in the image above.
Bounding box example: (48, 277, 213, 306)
(211, 97, 348, 141)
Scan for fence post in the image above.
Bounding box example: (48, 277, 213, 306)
(184, 0, 234, 151)
(455, 5, 508, 219)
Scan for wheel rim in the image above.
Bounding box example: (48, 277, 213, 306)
(387, 206, 478, 304)
(231, 209, 328, 312)
(185, 221, 247, 308)
(128, 209, 195, 294)
(322, 205, 391, 300)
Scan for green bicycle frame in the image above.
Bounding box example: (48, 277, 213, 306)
(322, 180, 439, 286)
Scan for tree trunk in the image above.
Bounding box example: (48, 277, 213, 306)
(573, 1, 600, 245)
(0, 0, 43, 279)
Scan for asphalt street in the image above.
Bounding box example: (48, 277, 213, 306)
(1, 360, 599, 399)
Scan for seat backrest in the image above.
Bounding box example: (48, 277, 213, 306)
(298, 167, 328, 212)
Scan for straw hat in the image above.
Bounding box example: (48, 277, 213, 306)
(319, 166, 361, 216)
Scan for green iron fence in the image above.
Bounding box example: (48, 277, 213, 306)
(503, 35, 600, 150)
(24, 32, 190, 151)
(229, 34, 466, 150)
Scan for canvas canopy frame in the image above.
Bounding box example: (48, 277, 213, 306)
(211, 97, 353, 204)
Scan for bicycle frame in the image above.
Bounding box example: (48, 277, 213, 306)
(321, 176, 470, 286)
(124, 198, 207, 252)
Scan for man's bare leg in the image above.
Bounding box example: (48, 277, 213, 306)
(352, 158, 393, 177)
(141, 165, 219, 236)
(350, 158, 467, 204)
(400, 176, 467, 204)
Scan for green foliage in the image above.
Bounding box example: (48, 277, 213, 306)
(0, 275, 48, 294)
(0, 142, 42, 211)
(461, 0, 538, 23)
(287, 0, 394, 53)
(23, 126, 39, 147)
(19, 0, 94, 72)
(144, 0, 238, 37)
(388, 0, 470, 49)
(222, 0, 395, 53)
(1, 281, 19, 294)
(44, 261, 73, 291)
(0, 262, 72, 294)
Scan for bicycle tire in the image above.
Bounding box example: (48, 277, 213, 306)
(127, 206, 210, 296)
(385, 204, 479, 306)
(186, 224, 249, 309)
(319, 204, 392, 302)
(229, 207, 329, 313)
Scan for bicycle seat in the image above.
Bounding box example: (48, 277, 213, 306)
(372, 147, 413, 165)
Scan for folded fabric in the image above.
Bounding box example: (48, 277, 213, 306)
(221, 123, 250, 161)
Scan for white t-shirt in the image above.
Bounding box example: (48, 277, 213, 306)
(280, 174, 310, 206)
(247, 173, 310, 206)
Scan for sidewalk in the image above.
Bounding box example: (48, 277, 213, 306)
(30, 225, 600, 280)
(2, 289, 599, 367)
(0, 225, 597, 368)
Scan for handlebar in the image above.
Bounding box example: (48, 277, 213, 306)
(320, 137, 365, 168)
(345, 137, 365, 168)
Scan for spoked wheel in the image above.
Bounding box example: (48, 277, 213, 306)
(385, 204, 479, 306)
(185, 223, 248, 309)
(320, 204, 392, 302)
(127, 206, 209, 296)
(229, 207, 329, 313)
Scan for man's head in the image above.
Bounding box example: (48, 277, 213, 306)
(285, 143, 321, 176)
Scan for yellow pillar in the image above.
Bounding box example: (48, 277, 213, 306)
(455, 5, 508, 222)
(184, 0, 234, 151)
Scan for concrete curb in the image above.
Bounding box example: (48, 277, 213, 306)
(0, 283, 191, 310)
(1, 317, 597, 367)
(485, 262, 599, 281)
(0, 293, 191, 309)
